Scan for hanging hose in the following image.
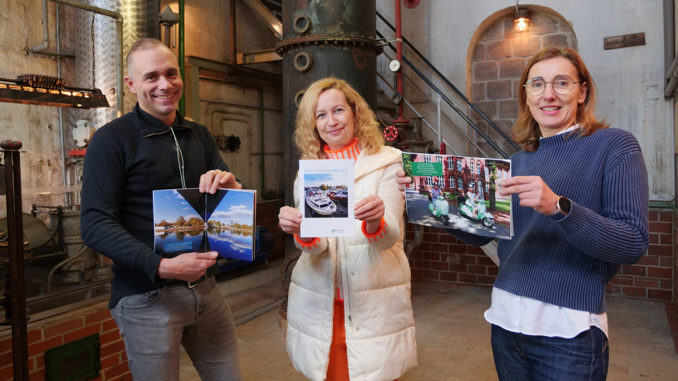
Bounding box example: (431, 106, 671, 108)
(45, 245, 90, 293)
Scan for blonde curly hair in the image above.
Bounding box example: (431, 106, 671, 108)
(294, 77, 384, 159)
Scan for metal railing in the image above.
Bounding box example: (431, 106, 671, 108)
(376, 71, 490, 157)
(376, 11, 520, 159)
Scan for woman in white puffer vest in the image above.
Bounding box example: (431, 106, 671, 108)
(278, 77, 417, 381)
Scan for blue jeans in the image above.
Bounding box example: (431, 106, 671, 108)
(111, 277, 242, 381)
(491, 324, 608, 381)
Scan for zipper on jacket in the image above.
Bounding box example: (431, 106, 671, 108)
(340, 238, 353, 329)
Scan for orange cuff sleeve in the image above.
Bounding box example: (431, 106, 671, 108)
(361, 218, 387, 242)
(294, 234, 320, 249)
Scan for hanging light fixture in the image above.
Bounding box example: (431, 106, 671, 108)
(0, 75, 109, 109)
(513, 1, 530, 33)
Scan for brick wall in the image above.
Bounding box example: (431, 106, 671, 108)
(470, 12, 577, 156)
(0, 199, 285, 381)
(607, 209, 674, 301)
(408, 207, 675, 303)
(0, 302, 131, 381)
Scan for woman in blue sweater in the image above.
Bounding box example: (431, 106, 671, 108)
(399, 47, 649, 380)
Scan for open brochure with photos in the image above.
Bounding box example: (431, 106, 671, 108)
(152, 188, 256, 261)
(401, 152, 513, 239)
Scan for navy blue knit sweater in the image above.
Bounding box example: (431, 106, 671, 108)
(453, 128, 649, 314)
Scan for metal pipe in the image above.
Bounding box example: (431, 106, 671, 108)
(376, 14, 520, 152)
(179, 0, 185, 115)
(259, 88, 265, 196)
(402, 53, 509, 158)
(30, 0, 50, 53)
(2, 140, 29, 381)
(50, 0, 124, 116)
(230, 0, 236, 64)
(56, 3, 68, 207)
(30, 0, 75, 59)
(395, 0, 406, 122)
(46, 245, 90, 293)
(437, 95, 442, 147)
(115, 16, 123, 116)
(665, 54, 678, 97)
(199, 97, 282, 112)
(376, 69, 485, 156)
(665, 62, 678, 97)
(664, 0, 675, 79)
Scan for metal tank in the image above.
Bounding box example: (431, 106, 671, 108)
(74, 0, 159, 129)
(276, 0, 382, 206)
(64, 0, 158, 290)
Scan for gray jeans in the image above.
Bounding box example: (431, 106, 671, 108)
(110, 277, 242, 381)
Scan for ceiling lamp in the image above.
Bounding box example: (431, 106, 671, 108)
(0, 75, 109, 109)
(513, 3, 530, 33)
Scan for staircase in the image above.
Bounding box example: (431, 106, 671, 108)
(375, 11, 519, 159)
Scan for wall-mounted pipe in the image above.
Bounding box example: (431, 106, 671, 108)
(179, 0, 185, 115)
(51, 0, 124, 117)
(56, 2, 69, 206)
(30, 0, 50, 53)
(665, 55, 678, 97)
(259, 88, 265, 196)
(394, 0, 407, 123)
(230, 0, 237, 64)
(29, 0, 76, 59)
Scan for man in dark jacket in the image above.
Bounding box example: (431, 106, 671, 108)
(81, 38, 242, 380)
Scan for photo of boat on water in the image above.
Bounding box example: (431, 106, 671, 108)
(304, 186, 348, 218)
(152, 188, 256, 261)
(299, 159, 354, 237)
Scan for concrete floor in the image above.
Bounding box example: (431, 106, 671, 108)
(180, 265, 678, 380)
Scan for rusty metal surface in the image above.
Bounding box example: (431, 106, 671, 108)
(280, 0, 379, 106)
(280, 0, 379, 236)
(282, 0, 376, 40)
(275, 35, 382, 54)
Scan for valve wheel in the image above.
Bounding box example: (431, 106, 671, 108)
(383, 125, 399, 142)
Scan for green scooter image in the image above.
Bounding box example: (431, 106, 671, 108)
(428, 197, 450, 226)
(459, 197, 494, 228)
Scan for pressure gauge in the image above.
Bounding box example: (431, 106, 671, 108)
(389, 59, 401, 72)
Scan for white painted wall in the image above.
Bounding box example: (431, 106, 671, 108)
(377, 0, 674, 201)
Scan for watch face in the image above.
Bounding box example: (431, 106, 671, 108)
(389, 60, 401, 72)
(558, 197, 571, 214)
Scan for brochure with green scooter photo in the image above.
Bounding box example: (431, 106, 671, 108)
(401, 152, 513, 239)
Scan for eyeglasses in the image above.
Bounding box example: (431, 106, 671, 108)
(523, 76, 582, 95)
